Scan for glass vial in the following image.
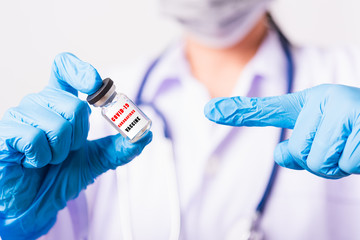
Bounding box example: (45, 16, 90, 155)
(87, 78, 152, 143)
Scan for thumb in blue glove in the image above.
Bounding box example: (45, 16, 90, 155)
(204, 84, 360, 179)
(0, 52, 152, 240)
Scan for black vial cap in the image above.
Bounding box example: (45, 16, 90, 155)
(87, 78, 114, 105)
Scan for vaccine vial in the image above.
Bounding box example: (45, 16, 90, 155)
(87, 78, 152, 143)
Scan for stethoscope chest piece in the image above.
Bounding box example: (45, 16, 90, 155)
(226, 217, 264, 240)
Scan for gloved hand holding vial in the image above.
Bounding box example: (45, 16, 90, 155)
(0, 52, 152, 240)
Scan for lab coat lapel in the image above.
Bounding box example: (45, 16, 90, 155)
(119, 105, 175, 240)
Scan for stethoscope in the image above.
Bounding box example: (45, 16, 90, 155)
(120, 13, 295, 240)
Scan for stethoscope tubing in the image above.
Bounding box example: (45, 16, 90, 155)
(255, 13, 295, 215)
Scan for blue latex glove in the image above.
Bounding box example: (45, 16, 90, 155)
(204, 84, 360, 179)
(0, 53, 152, 240)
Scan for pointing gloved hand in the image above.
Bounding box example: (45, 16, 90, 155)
(0, 53, 152, 240)
(204, 84, 360, 179)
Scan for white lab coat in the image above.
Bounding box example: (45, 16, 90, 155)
(40, 31, 360, 240)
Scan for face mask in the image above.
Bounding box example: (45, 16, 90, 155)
(160, 0, 272, 48)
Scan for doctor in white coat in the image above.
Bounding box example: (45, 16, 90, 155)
(2, 0, 360, 239)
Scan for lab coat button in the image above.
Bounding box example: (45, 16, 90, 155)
(205, 155, 220, 176)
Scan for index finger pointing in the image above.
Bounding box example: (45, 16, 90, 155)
(49, 52, 103, 96)
(204, 90, 307, 129)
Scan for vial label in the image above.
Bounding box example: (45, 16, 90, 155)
(105, 97, 148, 140)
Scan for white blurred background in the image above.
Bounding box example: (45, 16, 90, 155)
(0, 0, 360, 115)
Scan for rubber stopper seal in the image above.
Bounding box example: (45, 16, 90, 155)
(87, 78, 114, 105)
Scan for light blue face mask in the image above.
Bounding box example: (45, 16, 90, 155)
(159, 0, 272, 48)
